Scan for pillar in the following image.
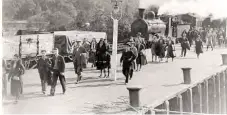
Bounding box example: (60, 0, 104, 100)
(111, 19, 118, 81)
(168, 17, 172, 37)
(182, 68, 192, 84)
(127, 86, 142, 108)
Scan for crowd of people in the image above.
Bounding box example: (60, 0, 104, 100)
(2, 26, 227, 103)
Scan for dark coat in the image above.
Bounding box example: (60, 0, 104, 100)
(136, 43, 147, 65)
(8, 59, 25, 79)
(51, 55, 65, 72)
(96, 42, 109, 70)
(120, 50, 136, 69)
(96, 42, 107, 54)
(72, 46, 86, 66)
(181, 37, 190, 50)
(37, 57, 52, 85)
(166, 40, 175, 58)
(195, 40, 203, 54)
(37, 57, 52, 73)
(8, 59, 25, 96)
(155, 39, 166, 58)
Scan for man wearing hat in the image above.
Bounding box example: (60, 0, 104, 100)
(120, 43, 136, 84)
(72, 40, 87, 84)
(129, 41, 138, 72)
(50, 48, 66, 96)
(37, 50, 52, 94)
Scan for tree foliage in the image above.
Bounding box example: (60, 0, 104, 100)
(3, 0, 139, 41)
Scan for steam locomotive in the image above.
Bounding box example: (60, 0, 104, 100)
(131, 8, 167, 40)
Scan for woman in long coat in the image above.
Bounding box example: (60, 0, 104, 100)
(195, 35, 203, 59)
(181, 31, 190, 57)
(96, 38, 109, 77)
(155, 36, 166, 61)
(166, 37, 175, 62)
(8, 54, 25, 103)
(151, 35, 159, 62)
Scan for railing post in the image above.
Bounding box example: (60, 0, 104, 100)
(217, 73, 221, 113)
(220, 71, 226, 114)
(189, 88, 193, 113)
(213, 76, 217, 113)
(177, 94, 183, 115)
(205, 79, 209, 114)
(198, 84, 203, 113)
(192, 86, 201, 113)
(225, 70, 227, 114)
(165, 101, 170, 115)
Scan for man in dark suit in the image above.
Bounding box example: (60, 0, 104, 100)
(120, 43, 137, 84)
(72, 40, 87, 84)
(37, 50, 52, 95)
(50, 48, 66, 96)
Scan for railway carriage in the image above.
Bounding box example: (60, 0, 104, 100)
(2, 31, 107, 69)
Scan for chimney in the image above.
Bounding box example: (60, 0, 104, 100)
(139, 8, 145, 19)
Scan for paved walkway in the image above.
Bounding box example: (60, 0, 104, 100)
(2, 46, 227, 114)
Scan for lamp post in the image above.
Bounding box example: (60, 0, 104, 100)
(168, 17, 172, 37)
(110, 0, 122, 81)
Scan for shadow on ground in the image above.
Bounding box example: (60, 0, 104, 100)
(69, 81, 125, 88)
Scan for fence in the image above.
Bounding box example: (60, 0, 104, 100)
(126, 67, 227, 115)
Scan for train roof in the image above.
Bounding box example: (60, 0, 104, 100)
(54, 30, 107, 42)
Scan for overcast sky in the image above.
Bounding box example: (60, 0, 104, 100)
(139, 0, 227, 19)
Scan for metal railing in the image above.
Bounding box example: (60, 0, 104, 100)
(126, 68, 227, 115)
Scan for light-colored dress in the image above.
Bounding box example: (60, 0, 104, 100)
(206, 32, 213, 46)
